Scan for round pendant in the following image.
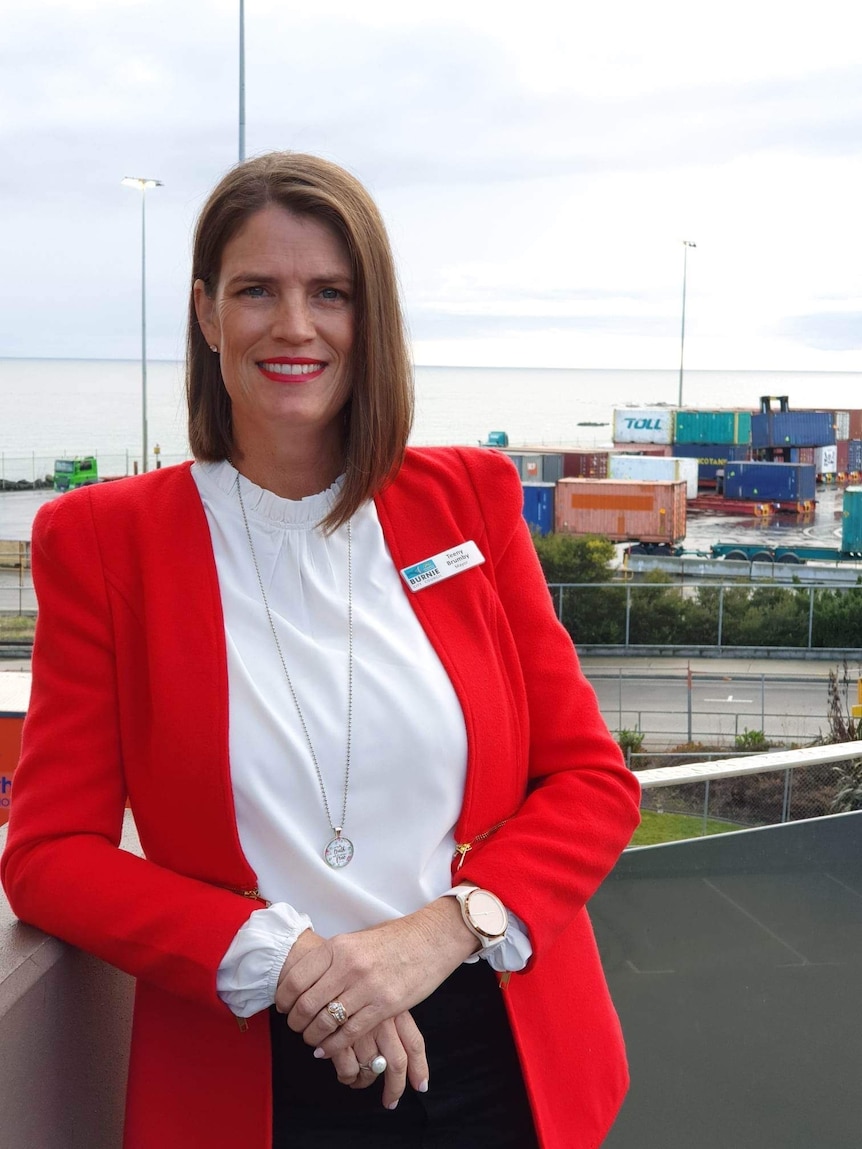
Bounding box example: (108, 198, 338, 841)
(324, 834, 355, 869)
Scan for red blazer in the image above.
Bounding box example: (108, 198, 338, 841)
(2, 447, 640, 1149)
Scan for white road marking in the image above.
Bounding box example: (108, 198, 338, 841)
(703, 695, 753, 703)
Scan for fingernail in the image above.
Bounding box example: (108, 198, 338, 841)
(387, 1100, 399, 1111)
(313, 1047, 326, 1059)
(418, 1079, 429, 1093)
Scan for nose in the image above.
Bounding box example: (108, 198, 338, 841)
(271, 292, 314, 344)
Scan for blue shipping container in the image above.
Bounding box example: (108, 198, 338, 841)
(722, 462, 816, 502)
(672, 443, 749, 484)
(842, 487, 862, 553)
(522, 483, 556, 536)
(751, 411, 836, 448)
(847, 441, 862, 472)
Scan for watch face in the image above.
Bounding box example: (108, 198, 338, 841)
(466, 889, 508, 939)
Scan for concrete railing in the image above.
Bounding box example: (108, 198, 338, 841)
(0, 813, 141, 1149)
(1, 744, 860, 1147)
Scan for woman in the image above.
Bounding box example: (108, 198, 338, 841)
(2, 153, 640, 1149)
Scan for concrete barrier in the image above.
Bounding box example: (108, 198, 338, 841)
(0, 814, 140, 1149)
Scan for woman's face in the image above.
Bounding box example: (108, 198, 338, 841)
(194, 205, 355, 456)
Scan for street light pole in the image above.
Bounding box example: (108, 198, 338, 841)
(239, 0, 246, 161)
(121, 177, 163, 473)
(678, 240, 696, 408)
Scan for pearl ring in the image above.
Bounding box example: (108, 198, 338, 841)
(359, 1055, 388, 1075)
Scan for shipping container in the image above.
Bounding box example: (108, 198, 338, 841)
(848, 441, 862, 472)
(555, 479, 687, 543)
(521, 483, 556, 536)
(674, 409, 752, 445)
(613, 407, 675, 445)
(612, 444, 672, 457)
(751, 411, 836, 448)
(842, 486, 862, 552)
(836, 441, 849, 474)
(608, 453, 699, 498)
(0, 672, 30, 827)
(815, 445, 838, 476)
(789, 447, 815, 465)
(671, 443, 750, 485)
(849, 411, 862, 440)
(722, 462, 817, 502)
(494, 451, 524, 477)
(497, 451, 564, 483)
(560, 450, 609, 479)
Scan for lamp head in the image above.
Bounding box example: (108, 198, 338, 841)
(121, 177, 164, 190)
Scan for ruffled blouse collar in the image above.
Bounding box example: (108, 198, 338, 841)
(194, 459, 345, 529)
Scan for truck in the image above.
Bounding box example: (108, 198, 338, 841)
(53, 456, 99, 492)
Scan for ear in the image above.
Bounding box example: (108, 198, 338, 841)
(193, 279, 219, 347)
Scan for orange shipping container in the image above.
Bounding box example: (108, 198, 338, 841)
(555, 479, 687, 543)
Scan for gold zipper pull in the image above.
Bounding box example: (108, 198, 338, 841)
(454, 842, 472, 870)
(499, 971, 512, 990)
(236, 1016, 249, 1033)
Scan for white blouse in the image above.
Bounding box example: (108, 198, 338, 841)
(192, 461, 530, 1017)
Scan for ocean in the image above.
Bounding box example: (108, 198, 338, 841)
(1, 357, 860, 482)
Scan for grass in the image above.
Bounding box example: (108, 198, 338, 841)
(629, 810, 742, 847)
(0, 615, 35, 640)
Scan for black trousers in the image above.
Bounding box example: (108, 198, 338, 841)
(270, 960, 539, 1148)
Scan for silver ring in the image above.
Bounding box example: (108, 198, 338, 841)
(359, 1054, 387, 1075)
(326, 1000, 349, 1026)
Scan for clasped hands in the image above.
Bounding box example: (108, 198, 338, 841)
(274, 896, 479, 1109)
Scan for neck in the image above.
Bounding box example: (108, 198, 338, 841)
(230, 431, 344, 500)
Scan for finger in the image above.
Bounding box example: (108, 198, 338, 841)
(311, 1003, 385, 1056)
(394, 1011, 429, 1094)
(374, 1019, 409, 1110)
(347, 1039, 382, 1092)
(286, 970, 353, 1036)
(329, 1045, 362, 1087)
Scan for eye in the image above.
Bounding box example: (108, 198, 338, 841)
(240, 285, 270, 298)
(319, 287, 346, 302)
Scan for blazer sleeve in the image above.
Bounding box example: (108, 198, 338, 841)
(0, 493, 256, 1013)
(453, 449, 641, 962)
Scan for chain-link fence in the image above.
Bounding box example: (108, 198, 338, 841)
(633, 752, 847, 829)
(550, 580, 862, 653)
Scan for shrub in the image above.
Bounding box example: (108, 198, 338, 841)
(734, 728, 772, 752)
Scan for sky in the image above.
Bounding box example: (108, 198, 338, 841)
(1, 0, 860, 371)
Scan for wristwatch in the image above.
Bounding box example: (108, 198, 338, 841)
(454, 885, 509, 947)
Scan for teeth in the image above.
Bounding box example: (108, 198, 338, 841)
(261, 362, 322, 376)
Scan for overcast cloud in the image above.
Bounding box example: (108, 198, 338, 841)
(1, 0, 860, 369)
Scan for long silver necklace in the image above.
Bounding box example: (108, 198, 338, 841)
(234, 469, 355, 869)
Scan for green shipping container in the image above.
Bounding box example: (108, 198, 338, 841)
(842, 486, 862, 554)
(674, 410, 752, 445)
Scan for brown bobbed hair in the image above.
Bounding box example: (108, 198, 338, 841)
(186, 152, 414, 531)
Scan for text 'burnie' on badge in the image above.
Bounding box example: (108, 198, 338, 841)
(399, 541, 485, 592)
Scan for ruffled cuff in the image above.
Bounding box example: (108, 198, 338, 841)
(216, 902, 314, 1018)
(441, 888, 533, 972)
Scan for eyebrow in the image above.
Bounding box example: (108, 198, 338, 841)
(224, 272, 353, 289)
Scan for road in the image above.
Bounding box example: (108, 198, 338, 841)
(583, 665, 847, 747)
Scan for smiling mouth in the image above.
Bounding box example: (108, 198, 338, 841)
(258, 360, 326, 377)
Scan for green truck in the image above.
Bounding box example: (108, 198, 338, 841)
(53, 456, 99, 492)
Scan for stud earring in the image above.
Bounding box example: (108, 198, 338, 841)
(209, 344, 218, 353)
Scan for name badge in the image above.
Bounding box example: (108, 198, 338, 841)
(400, 541, 485, 592)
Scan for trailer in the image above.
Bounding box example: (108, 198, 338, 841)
(710, 486, 862, 563)
(709, 543, 861, 564)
